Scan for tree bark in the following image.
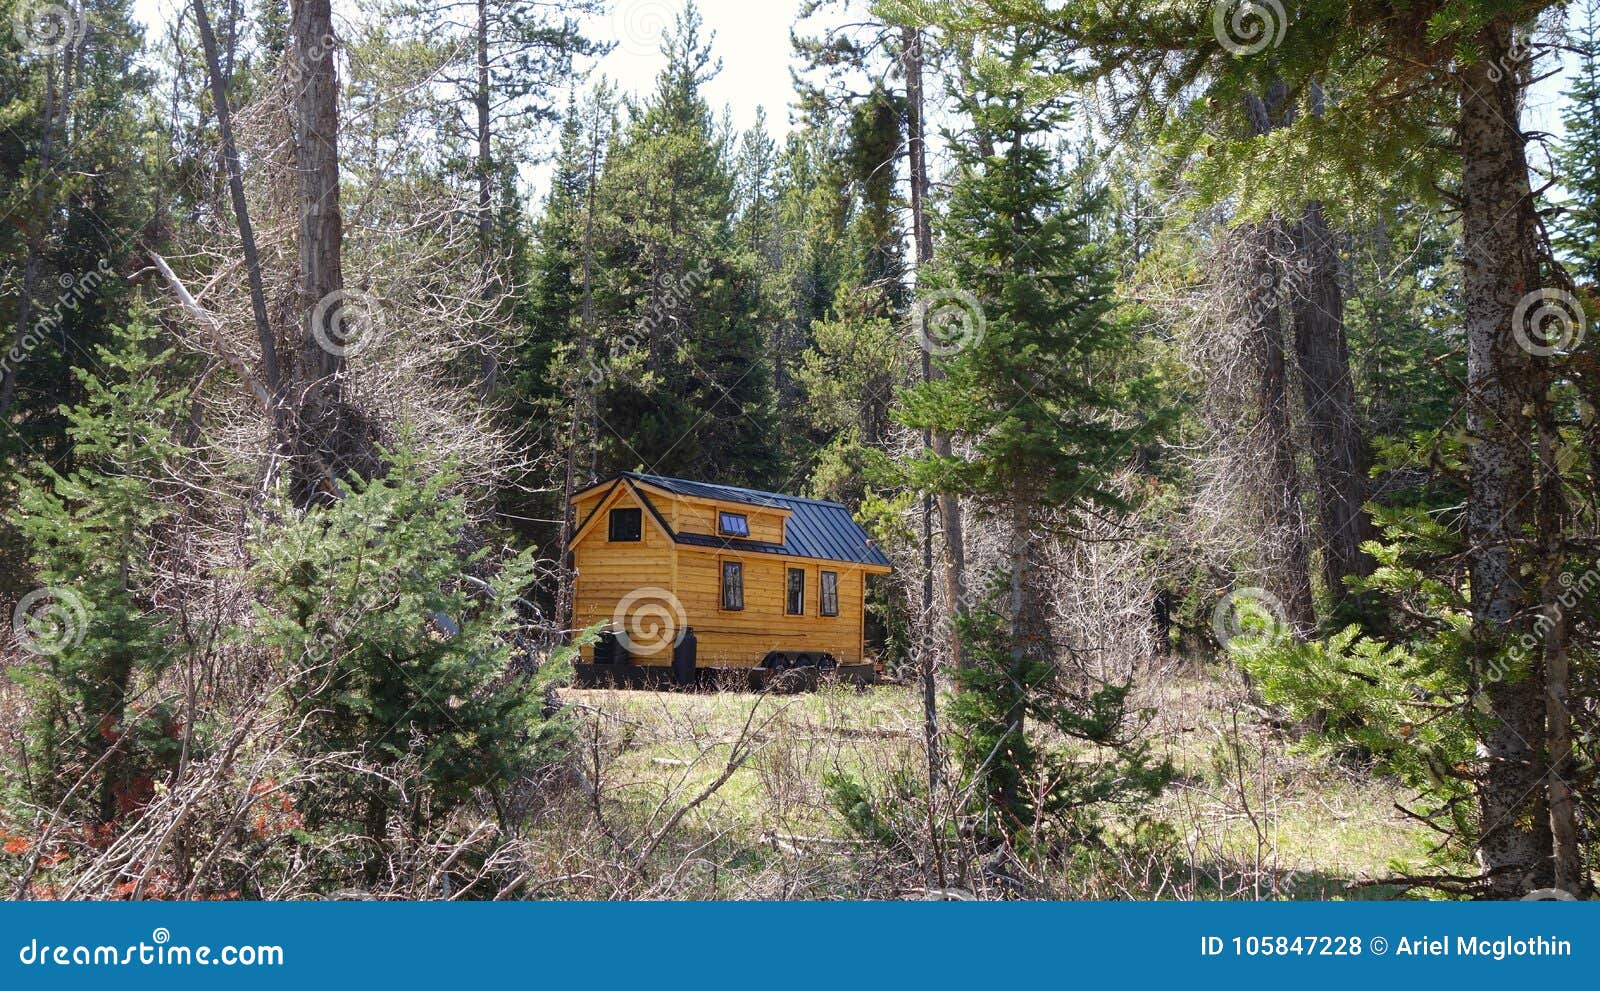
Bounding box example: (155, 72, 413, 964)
(474, 0, 499, 399)
(1238, 89, 1316, 636)
(1537, 418, 1580, 893)
(289, 0, 362, 504)
(1288, 82, 1373, 617)
(903, 27, 968, 668)
(555, 102, 605, 638)
(1290, 200, 1372, 610)
(1458, 21, 1553, 898)
(193, 0, 283, 429)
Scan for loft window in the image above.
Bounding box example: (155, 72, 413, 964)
(786, 567, 805, 616)
(718, 512, 749, 537)
(608, 507, 642, 542)
(721, 560, 744, 610)
(820, 571, 839, 617)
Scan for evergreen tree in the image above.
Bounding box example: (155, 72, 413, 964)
(1, 0, 153, 464)
(1558, 0, 1600, 284)
(589, 2, 776, 485)
(9, 320, 189, 822)
(252, 446, 570, 857)
(897, 24, 1167, 832)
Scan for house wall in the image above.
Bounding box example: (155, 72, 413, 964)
(671, 547, 866, 667)
(569, 485, 869, 668)
(662, 493, 787, 544)
(571, 485, 676, 663)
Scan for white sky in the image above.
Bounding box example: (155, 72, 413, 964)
(128, 0, 1573, 198)
(131, 0, 810, 134)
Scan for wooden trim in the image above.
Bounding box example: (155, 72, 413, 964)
(784, 565, 806, 616)
(717, 556, 745, 613)
(820, 569, 840, 617)
(570, 481, 673, 548)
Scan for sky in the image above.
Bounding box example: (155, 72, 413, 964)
(127, 0, 1574, 197)
(130, 0, 812, 136)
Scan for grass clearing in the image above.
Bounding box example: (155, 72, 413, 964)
(557, 664, 1430, 899)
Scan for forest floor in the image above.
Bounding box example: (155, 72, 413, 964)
(559, 662, 1430, 899)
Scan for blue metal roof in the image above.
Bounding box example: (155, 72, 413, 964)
(616, 472, 893, 569)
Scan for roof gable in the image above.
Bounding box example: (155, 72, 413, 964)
(570, 472, 892, 569)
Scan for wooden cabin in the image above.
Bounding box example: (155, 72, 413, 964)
(567, 472, 892, 682)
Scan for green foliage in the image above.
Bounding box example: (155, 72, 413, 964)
(7, 319, 189, 821)
(949, 598, 1172, 846)
(585, 3, 777, 486)
(896, 23, 1162, 517)
(0, 0, 154, 468)
(1229, 493, 1486, 861)
(251, 446, 571, 841)
(1558, 0, 1600, 283)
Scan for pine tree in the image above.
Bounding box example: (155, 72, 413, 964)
(9, 320, 190, 822)
(896, 24, 1167, 833)
(589, 1, 777, 486)
(1558, 0, 1600, 285)
(251, 445, 570, 856)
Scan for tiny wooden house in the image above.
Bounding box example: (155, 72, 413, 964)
(568, 473, 892, 680)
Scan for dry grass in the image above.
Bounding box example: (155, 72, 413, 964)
(543, 664, 1430, 900)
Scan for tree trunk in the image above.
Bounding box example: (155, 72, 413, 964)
(903, 27, 968, 668)
(1238, 89, 1316, 635)
(1002, 500, 1029, 824)
(1458, 21, 1553, 898)
(1289, 82, 1373, 618)
(1537, 418, 1580, 893)
(193, 0, 283, 436)
(1290, 200, 1372, 611)
(474, 0, 499, 399)
(555, 104, 604, 638)
(289, 0, 363, 504)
